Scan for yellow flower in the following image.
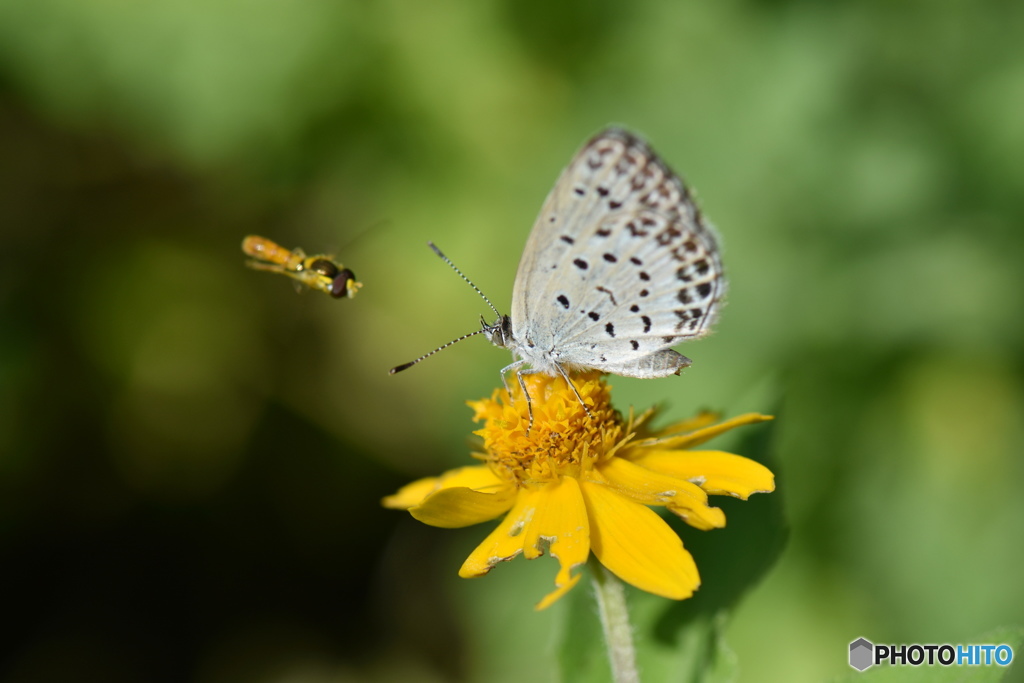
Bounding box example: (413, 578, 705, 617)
(383, 371, 775, 610)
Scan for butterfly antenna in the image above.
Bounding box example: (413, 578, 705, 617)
(389, 328, 488, 374)
(428, 242, 501, 318)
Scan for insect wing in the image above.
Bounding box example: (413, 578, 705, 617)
(509, 128, 725, 377)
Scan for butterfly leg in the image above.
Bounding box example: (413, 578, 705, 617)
(498, 359, 526, 397)
(516, 369, 535, 431)
(499, 360, 537, 430)
(552, 363, 593, 419)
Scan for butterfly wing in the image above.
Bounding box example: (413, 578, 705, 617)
(509, 127, 725, 377)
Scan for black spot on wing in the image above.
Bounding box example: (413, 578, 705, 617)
(574, 258, 589, 270)
(596, 286, 618, 305)
(674, 308, 705, 332)
(605, 322, 616, 337)
(626, 221, 648, 238)
(557, 295, 570, 309)
(656, 226, 682, 246)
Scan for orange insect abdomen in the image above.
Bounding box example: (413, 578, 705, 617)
(241, 236, 301, 270)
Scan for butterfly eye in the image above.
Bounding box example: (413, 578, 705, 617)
(331, 268, 357, 298)
(309, 258, 340, 278)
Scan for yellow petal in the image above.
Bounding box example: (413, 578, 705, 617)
(634, 449, 775, 499)
(381, 476, 440, 510)
(595, 457, 726, 530)
(579, 480, 700, 600)
(534, 572, 582, 611)
(434, 465, 508, 491)
(381, 465, 506, 510)
(410, 485, 517, 528)
(636, 413, 773, 451)
(519, 478, 590, 610)
(459, 491, 534, 577)
(650, 410, 720, 436)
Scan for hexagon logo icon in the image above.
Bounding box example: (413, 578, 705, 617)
(849, 638, 874, 671)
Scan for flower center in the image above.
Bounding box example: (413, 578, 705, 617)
(470, 372, 628, 489)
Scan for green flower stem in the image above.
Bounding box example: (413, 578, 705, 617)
(589, 557, 640, 683)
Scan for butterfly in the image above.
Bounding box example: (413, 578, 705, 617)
(392, 127, 725, 419)
(242, 235, 362, 299)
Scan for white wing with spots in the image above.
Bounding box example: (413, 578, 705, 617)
(506, 127, 726, 378)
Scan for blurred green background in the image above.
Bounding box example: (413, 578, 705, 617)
(1, 1, 1022, 681)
